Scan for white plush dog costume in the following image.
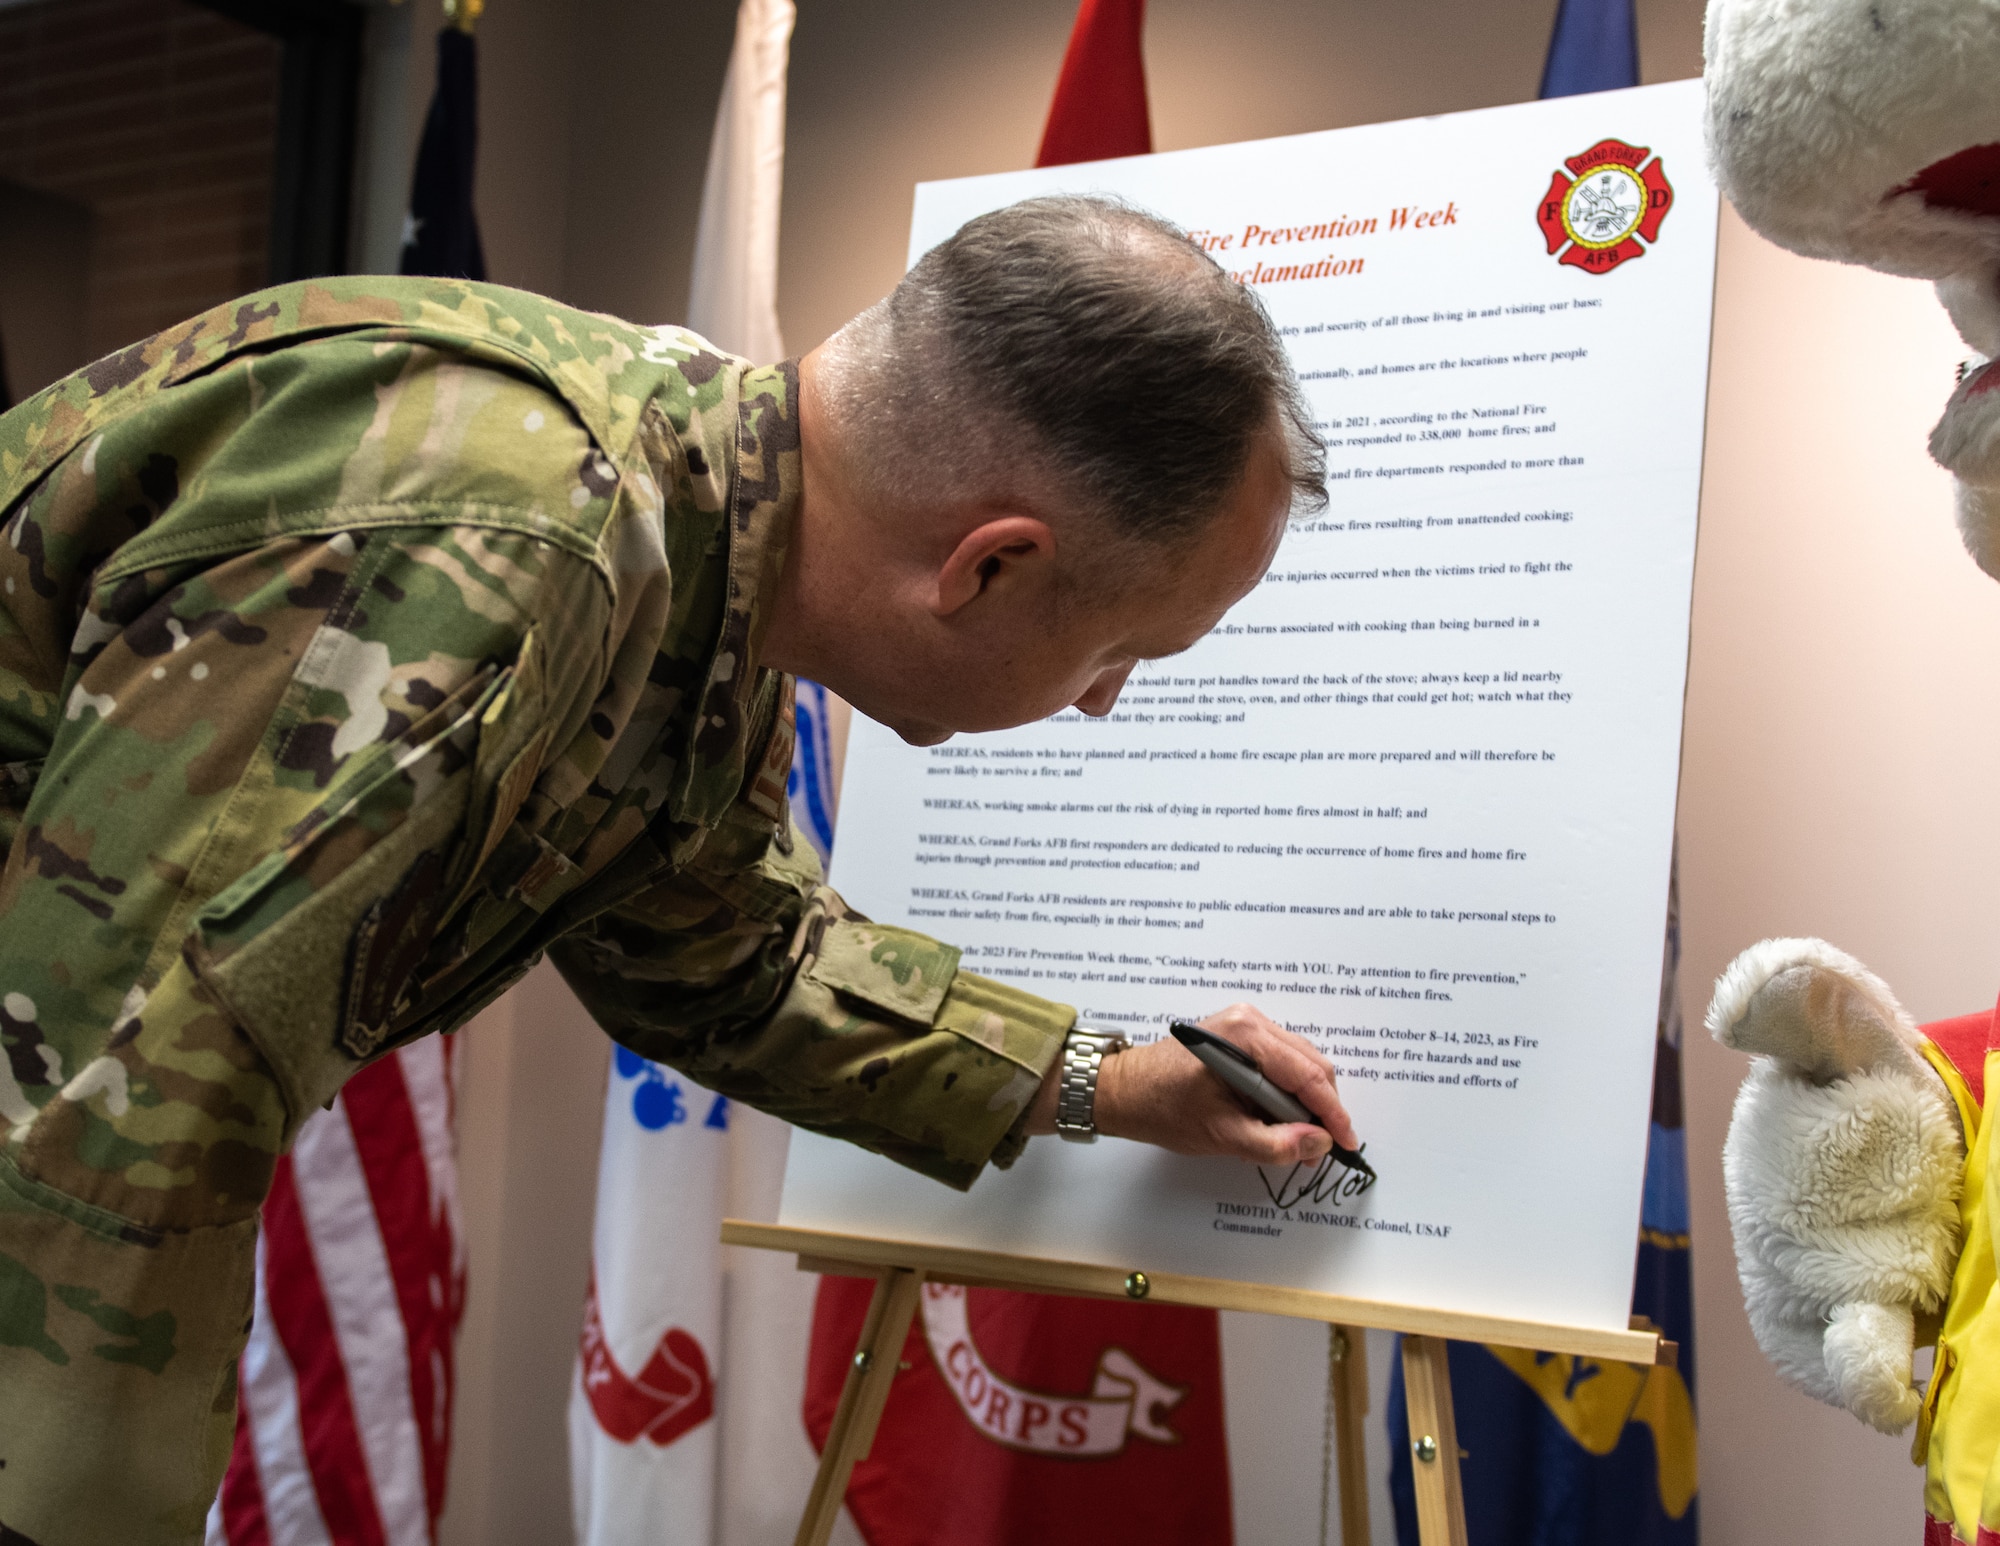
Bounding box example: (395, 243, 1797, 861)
(1707, 0, 2000, 575)
(1703, 0, 2000, 1529)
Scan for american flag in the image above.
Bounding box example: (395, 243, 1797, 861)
(205, 1038, 466, 1545)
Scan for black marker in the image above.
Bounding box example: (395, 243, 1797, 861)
(1169, 1021, 1377, 1181)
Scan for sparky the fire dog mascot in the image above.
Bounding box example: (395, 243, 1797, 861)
(1703, 1, 2000, 1539)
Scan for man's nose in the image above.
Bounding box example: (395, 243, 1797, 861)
(1074, 663, 1133, 717)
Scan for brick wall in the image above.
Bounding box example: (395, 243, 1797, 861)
(0, 0, 280, 364)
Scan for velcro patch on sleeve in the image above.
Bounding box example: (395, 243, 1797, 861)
(806, 920, 959, 1027)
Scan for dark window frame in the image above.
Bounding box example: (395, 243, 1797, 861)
(193, 0, 364, 283)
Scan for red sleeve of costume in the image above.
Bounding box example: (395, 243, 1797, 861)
(1922, 993, 2000, 1107)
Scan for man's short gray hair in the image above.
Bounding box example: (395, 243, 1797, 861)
(822, 195, 1327, 547)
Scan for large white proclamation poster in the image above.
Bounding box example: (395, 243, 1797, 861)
(780, 80, 1717, 1336)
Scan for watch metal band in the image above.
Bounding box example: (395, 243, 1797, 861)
(1054, 1026, 1129, 1142)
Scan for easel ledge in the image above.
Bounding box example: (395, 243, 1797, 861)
(722, 1219, 1672, 1364)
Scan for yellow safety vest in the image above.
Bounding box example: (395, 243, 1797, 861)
(1916, 1004, 2000, 1546)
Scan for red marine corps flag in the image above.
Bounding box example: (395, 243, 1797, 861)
(804, 1280, 1231, 1546)
(801, 5, 1235, 1541)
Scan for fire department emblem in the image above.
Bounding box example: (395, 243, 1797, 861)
(1537, 138, 1673, 274)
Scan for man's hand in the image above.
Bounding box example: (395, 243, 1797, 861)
(1025, 1003, 1358, 1165)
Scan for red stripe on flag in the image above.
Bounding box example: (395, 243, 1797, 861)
(218, 1396, 272, 1546)
(1035, 0, 1152, 168)
(261, 1155, 391, 1546)
(342, 1054, 459, 1525)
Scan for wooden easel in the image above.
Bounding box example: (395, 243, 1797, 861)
(723, 1220, 1673, 1546)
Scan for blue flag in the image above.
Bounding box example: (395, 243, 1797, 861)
(1387, 859, 1697, 1544)
(789, 679, 839, 865)
(400, 29, 486, 281)
(1538, 0, 1638, 98)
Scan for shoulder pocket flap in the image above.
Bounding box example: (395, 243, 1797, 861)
(806, 920, 960, 1027)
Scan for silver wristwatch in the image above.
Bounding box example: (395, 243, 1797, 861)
(1054, 1026, 1130, 1142)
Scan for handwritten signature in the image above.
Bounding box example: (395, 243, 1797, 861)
(1258, 1153, 1378, 1211)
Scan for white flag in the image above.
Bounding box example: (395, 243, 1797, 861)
(568, 1057, 730, 1543)
(567, 4, 814, 1544)
(685, 0, 794, 366)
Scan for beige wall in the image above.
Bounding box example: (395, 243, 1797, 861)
(1679, 211, 1996, 1537)
(442, 965, 610, 1546)
(351, 1, 2000, 1540)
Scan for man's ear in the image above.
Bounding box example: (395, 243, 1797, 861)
(932, 515, 1057, 618)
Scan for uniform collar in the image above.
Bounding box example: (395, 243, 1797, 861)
(670, 359, 803, 828)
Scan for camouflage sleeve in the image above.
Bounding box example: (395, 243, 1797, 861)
(549, 733, 1076, 1191)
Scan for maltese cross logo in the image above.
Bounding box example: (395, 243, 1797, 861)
(1537, 138, 1674, 274)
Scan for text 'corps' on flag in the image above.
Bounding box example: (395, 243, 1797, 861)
(805, 1278, 1232, 1546)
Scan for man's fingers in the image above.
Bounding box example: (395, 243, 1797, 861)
(1215, 1111, 1328, 1166)
(1282, 1122, 1333, 1163)
(1261, 1043, 1356, 1148)
(1111, 1006, 1363, 1164)
(1201, 1004, 1360, 1150)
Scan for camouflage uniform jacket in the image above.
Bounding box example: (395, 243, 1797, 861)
(0, 277, 1074, 1545)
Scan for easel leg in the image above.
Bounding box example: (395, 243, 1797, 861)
(1399, 1335, 1468, 1546)
(794, 1267, 925, 1546)
(1330, 1324, 1372, 1546)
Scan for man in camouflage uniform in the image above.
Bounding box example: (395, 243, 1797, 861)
(0, 197, 1350, 1542)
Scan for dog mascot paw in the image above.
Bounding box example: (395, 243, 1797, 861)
(1705, 0, 2000, 1533)
(1707, 940, 1962, 1433)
